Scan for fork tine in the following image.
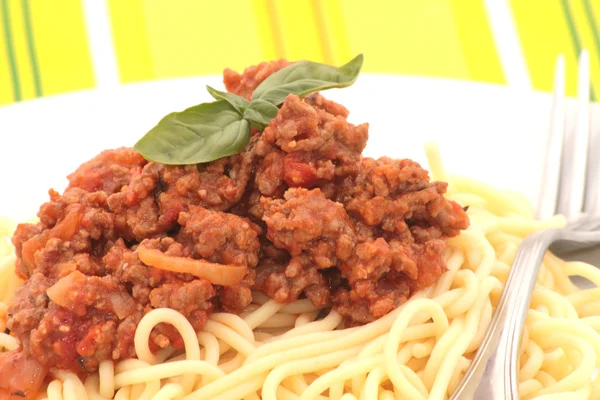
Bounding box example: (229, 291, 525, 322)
(537, 55, 565, 220)
(557, 50, 590, 220)
(578, 50, 598, 214)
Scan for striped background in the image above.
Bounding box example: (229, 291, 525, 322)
(0, 0, 599, 106)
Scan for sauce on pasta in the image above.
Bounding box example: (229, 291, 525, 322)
(0, 59, 469, 398)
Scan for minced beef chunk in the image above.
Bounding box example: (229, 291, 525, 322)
(66, 147, 147, 194)
(12, 188, 115, 280)
(259, 188, 355, 305)
(176, 206, 261, 313)
(7, 271, 141, 372)
(223, 59, 292, 100)
(260, 93, 368, 186)
(241, 92, 368, 222)
(4, 57, 469, 388)
(262, 188, 356, 269)
(107, 136, 258, 242)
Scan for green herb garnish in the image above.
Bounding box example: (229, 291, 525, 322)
(133, 54, 363, 165)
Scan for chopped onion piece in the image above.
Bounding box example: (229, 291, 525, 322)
(137, 248, 246, 286)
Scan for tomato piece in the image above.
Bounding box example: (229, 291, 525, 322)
(0, 352, 47, 399)
(283, 154, 318, 188)
(51, 205, 83, 240)
(19, 205, 83, 275)
(20, 231, 49, 273)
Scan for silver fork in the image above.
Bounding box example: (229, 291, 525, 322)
(451, 50, 600, 400)
(544, 50, 600, 252)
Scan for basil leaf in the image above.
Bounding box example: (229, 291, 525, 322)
(134, 100, 250, 164)
(206, 85, 249, 115)
(243, 99, 279, 130)
(252, 54, 363, 105)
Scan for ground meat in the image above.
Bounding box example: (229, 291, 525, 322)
(7, 271, 140, 371)
(217, 270, 255, 314)
(5, 274, 52, 354)
(223, 59, 292, 100)
(105, 205, 260, 342)
(328, 158, 468, 323)
(339, 238, 392, 283)
(252, 238, 291, 298)
(258, 188, 356, 305)
(105, 162, 164, 241)
(333, 270, 412, 325)
(12, 188, 115, 279)
(103, 239, 154, 306)
(242, 93, 368, 222)
(338, 157, 469, 239)
(254, 149, 286, 198)
(67, 147, 146, 194)
(11, 223, 41, 263)
(255, 159, 467, 324)
(108, 138, 258, 242)
(105, 237, 217, 327)
(261, 94, 368, 185)
(337, 157, 431, 202)
(177, 205, 261, 313)
(104, 236, 218, 351)
(333, 237, 447, 324)
(253, 257, 330, 306)
(305, 93, 349, 118)
(149, 280, 214, 323)
(177, 205, 261, 267)
(262, 188, 356, 267)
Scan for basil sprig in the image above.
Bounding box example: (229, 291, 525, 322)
(134, 54, 363, 165)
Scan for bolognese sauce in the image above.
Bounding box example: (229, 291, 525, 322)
(0, 59, 468, 398)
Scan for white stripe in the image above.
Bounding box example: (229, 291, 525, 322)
(483, 0, 532, 89)
(82, 0, 120, 88)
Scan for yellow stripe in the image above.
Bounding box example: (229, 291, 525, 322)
(592, 0, 600, 24)
(311, 0, 334, 64)
(141, 2, 264, 78)
(272, 0, 324, 62)
(29, 0, 94, 95)
(7, 4, 35, 100)
(342, 0, 468, 77)
(107, 0, 153, 83)
(0, 6, 12, 104)
(264, 0, 285, 59)
(589, 0, 600, 62)
(251, 0, 278, 61)
(510, 0, 578, 96)
(319, 0, 352, 66)
(448, 0, 505, 83)
(570, 0, 600, 98)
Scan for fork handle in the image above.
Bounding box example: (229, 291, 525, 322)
(450, 230, 557, 400)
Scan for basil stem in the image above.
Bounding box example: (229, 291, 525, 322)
(206, 86, 250, 115)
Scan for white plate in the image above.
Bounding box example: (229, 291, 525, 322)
(1, 75, 599, 222)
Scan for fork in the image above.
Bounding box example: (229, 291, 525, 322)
(543, 50, 600, 254)
(450, 50, 599, 399)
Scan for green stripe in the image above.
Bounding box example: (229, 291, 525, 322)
(21, 0, 41, 97)
(559, 0, 597, 101)
(559, 0, 582, 53)
(582, 0, 599, 101)
(1, 0, 21, 102)
(583, 0, 600, 59)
